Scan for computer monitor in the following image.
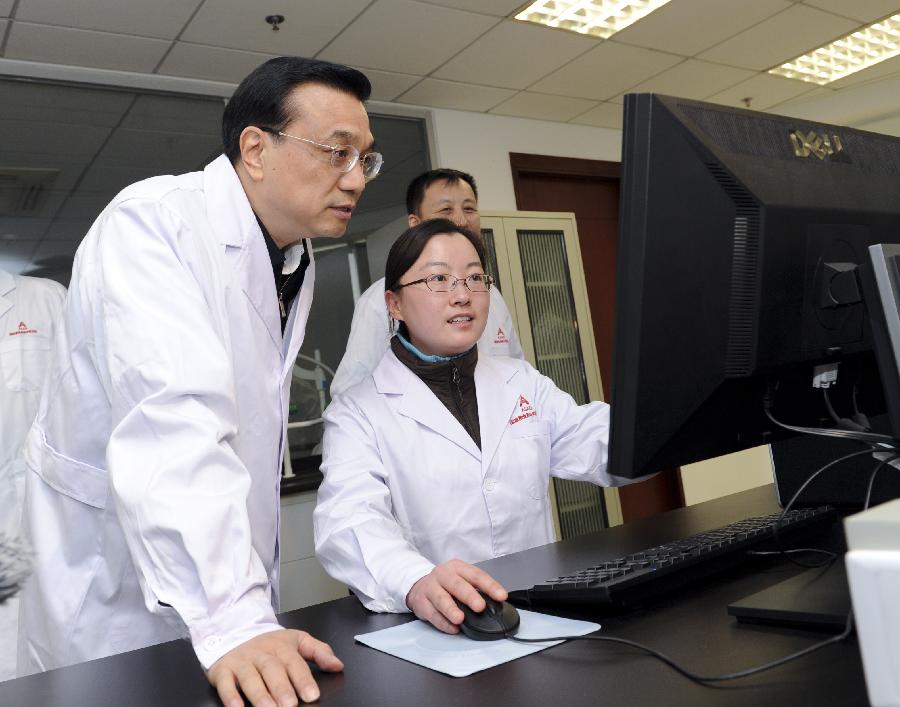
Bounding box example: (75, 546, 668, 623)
(609, 93, 900, 480)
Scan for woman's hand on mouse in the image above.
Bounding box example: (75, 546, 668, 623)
(405, 559, 508, 633)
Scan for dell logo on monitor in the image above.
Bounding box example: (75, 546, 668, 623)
(789, 130, 845, 160)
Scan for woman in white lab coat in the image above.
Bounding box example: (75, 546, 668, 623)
(315, 218, 633, 634)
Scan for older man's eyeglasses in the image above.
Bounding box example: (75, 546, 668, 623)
(395, 273, 494, 293)
(260, 127, 383, 180)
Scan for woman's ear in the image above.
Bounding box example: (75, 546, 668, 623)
(385, 289, 404, 324)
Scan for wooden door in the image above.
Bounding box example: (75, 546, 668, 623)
(510, 153, 684, 522)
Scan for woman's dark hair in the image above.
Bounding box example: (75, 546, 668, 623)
(222, 56, 371, 164)
(385, 219, 486, 337)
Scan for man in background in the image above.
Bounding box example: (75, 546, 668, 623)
(0, 269, 65, 681)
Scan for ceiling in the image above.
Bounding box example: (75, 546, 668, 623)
(4, 0, 900, 279)
(4, 0, 900, 128)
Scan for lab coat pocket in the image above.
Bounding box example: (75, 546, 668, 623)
(0, 336, 50, 392)
(28, 431, 110, 509)
(509, 420, 552, 500)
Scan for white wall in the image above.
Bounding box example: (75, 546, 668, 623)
(427, 107, 622, 211)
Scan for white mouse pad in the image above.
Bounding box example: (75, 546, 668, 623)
(354, 609, 601, 677)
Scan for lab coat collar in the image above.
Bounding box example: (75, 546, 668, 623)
(203, 156, 283, 353)
(374, 350, 482, 461)
(0, 270, 15, 319)
(474, 356, 524, 474)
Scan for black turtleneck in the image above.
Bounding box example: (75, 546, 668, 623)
(390, 336, 481, 450)
(255, 215, 310, 334)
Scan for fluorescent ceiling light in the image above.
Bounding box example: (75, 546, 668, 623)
(769, 14, 900, 85)
(514, 0, 673, 39)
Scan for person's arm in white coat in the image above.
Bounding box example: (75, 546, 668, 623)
(329, 281, 392, 397)
(314, 392, 505, 631)
(530, 367, 640, 487)
(94, 199, 286, 669)
(314, 391, 436, 613)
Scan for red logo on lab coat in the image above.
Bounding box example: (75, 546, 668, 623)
(494, 327, 509, 345)
(510, 394, 536, 425)
(9, 321, 37, 336)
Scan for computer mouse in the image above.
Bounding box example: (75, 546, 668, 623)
(455, 591, 520, 641)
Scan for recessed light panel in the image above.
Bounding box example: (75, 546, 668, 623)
(770, 15, 900, 86)
(514, 0, 673, 39)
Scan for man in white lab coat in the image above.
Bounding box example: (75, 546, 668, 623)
(17, 57, 381, 706)
(0, 270, 65, 681)
(330, 169, 524, 396)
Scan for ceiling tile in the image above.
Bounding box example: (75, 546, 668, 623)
(356, 68, 422, 101)
(0, 239, 38, 259)
(157, 43, 279, 83)
(77, 165, 177, 196)
(433, 20, 597, 90)
(417, 0, 526, 15)
(15, 0, 202, 39)
(800, 0, 899, 23)
(0, 118, 110, 161)
(530, 41, 683, 100)
(318, 0, 499, 75)
(5, 23, 170, 73)
(44, 219, 96, 241)
(95, 128, 222, 172)
(767, 86, 832, 112)
(698, 5, 858, 70)
(706, 73, 821, 111)
(0, 3, 10, 18)
(121, 95, 225, 135)
(31, 238, 82, 260)
(396, 78, 515, 111)
(0, 218, 51, 244)
(489, 92, 598, 121)
(180, 0, 370, 56)
(855, 114, 900, 137)
(55, 194, 116, 222)
(568, 102, 623, 129)
(618, 59, 756, 101)
(0, 80, 133, 127)
(613, 0, 792, 57)
(827, 54, 900, 90)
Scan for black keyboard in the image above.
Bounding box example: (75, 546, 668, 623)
(512, 506, 837, 610)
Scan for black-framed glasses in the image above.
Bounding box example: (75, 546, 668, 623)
(259, 127, 383, 180)
(395, 273, 494, 293)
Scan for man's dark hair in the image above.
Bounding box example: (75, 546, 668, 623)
(222, 56, 371, 164)
(405, 169, 479, 216)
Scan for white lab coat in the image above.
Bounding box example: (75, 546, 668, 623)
(0, 271, 66, 538)
(0, 271, 65, 682)
(329, 277, 524, 396)
(315, 349, 630, 613)
(17, 155, 315, 674)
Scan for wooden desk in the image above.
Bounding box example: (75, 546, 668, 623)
(0, 485, 869, 706)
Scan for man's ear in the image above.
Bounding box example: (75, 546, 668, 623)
(407, 213, 421, 228)
(385, 289, 403, 323)
(238, 127, 267, 182)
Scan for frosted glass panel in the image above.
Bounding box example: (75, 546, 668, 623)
(516, 228, 605, 537)
(517, 230, 588, 404)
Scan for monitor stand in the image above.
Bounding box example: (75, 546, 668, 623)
(727, 560, 851, 632)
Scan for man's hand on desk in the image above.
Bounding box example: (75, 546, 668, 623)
(207, 629, 343, 707)
(406, 559, 508, 634)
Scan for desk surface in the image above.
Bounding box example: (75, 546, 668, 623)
(0, 485, 869, 706)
